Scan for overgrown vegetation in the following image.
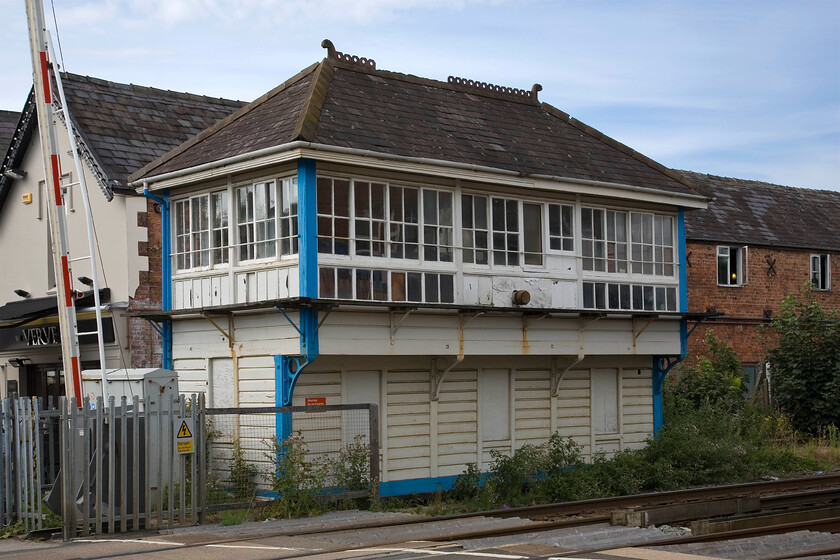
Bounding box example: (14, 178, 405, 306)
(265, 431, 373, 518)
(769, 292, 840, 434)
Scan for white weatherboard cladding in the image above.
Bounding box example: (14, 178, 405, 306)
(167, 313, 658, 483)
(171, 266, 299, 311)
(317, 311, 681, 357)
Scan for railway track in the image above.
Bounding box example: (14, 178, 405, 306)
(53, 472, 840, 559)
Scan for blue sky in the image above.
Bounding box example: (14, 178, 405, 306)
(1, 0, 838, 191)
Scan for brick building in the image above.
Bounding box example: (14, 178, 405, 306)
(682, 172, 840, 391)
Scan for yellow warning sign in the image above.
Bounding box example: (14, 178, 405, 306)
(177, 440, 193, 453)
(174, 417, 195, 454)
(177, 421, 192, 439)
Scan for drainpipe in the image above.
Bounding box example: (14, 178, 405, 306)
(142, 186, 172, 370)
(275, 158, 319, 441)
(652, 207, 689, 435)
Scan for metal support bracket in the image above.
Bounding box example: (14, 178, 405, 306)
(653, 355, 682, 396)
(632, 316, 656, 350)
(389, 308, 416, 344)
(551, 354, 585, 397)
(141, 317, 164, 337)
(202, 314, 234, 348)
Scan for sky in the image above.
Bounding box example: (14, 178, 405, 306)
(1, 0, 838, 191)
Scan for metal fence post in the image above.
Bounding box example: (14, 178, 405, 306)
(368, 404, 380, 501)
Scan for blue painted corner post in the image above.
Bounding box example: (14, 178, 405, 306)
(143, 188, 173, 370)
(653, 208, 689, 436)
(275, 158, 319, 442)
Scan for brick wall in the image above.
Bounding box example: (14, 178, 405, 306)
(685, 241, 839, 365)
(127, 197, 163, 368)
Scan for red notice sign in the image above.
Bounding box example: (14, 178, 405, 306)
(305, 397, 326, 410)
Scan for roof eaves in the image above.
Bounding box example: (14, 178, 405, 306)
(0, 89, 37, 217)
(129, 61, 321, 183)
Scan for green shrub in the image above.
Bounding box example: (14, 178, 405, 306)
(229, 441, 259, 501)
(769, 292, 840, 434)
(668, 329, 746, 416)
(266, 431, 325, 518)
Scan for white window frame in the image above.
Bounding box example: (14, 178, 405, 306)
(717, 245, 748, 286)
(461, 193, 490, 265)
(811, 254, 831, 290)
(548, 202, 575, 253)
(174, 193, 224, 272)
(236, 180, 277, 263)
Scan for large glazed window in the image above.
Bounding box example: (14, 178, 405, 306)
(388, 185, 419, 259)
(492, 197, 520, 266)
(317, 177, 351, 255)
(462, 194, 489, 265)
(548, 203, 574, 252)
(237, 181, 276, 261)
(211, 192, 229, 265)
(631, 213, 673, 275)
(582, 208, 627, 273)
(173, 193, 221, 270)
(423, 189, 454, 262)
(278, 177, 298, 255)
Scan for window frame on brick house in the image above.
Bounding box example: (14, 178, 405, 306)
(717, 245, 748, 287)
(811, 253, 831, 291)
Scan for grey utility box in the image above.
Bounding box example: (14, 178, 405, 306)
(81, 368, 179, 410)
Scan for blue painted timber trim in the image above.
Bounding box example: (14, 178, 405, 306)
(298, 158, 318, 300)
(652, 208, 691, 435)
(678, 208, 687, 313)
(273, 158, 320, 442)
(379, 475, 460, 497)
(142, 188, 172, 370)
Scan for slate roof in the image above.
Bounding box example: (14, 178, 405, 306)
(682, 171, 840, 252)
(133, 42, 699, 198)
(0, 110, 19, 154)
(0, 74, 244, 215)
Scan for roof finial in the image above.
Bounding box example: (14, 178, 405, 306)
(321, 39, 336, 59)
(531, 83, 542, 102)
(320, 39, 376, 69)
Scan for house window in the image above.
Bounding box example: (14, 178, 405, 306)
(174, 192, 231, 270)
(278, 177, 298, 255)
(492, 197, 520, 266)
(462, 194, 489, 265)
(523, 203, 543, 266)
(388, 185, 419, 259)
(317, 177, 350, 255)
(319, 267, 454, 303)
(423, 189, 454, 262)
(548, 203, 574, 252)
(237, 181, 276, 261)
(354, 180, 387, 257)
(811, 254, 831, 290)
(717, 246, 748, 286)
(582, 282, 676, 311)
(582, 208, 627, 273)
(631, 213, 674, 276)
(211, 192, 229, 265)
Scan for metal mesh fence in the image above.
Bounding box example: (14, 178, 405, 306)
(204, 404, 378, 508)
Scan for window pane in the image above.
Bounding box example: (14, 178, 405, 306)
(337, 268, 353, 299)
(407, 273, 422, 301)
(319, 268, 335, 298)
(523, 203, 543, 265)
(392, 272, 406, 301)
(356, 269, 372, 300)
(440, 275, 454, 303)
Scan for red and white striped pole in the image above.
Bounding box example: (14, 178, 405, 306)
(25, 0, 83, 404)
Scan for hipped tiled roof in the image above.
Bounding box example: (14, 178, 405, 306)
(0, 74, 244, 215)
(683, 171, 840, 252)
(133, 43, 699, 198)
(58, 73, 245, 189)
